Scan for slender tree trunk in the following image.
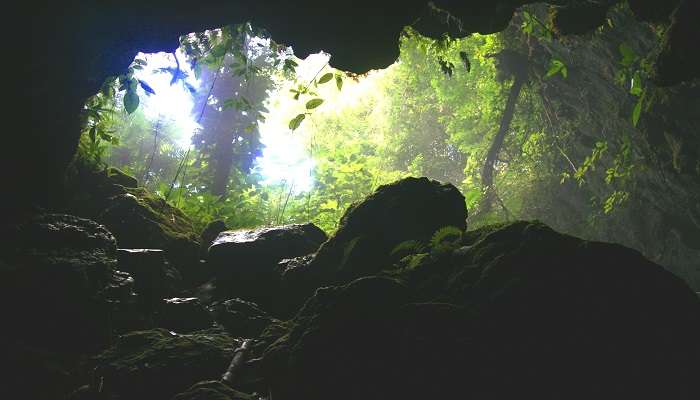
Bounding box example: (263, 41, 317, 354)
(480, 75, 525, 212)
(212, 130, 235, 196)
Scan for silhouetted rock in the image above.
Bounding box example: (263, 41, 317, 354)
(93, 328, 240, 400)
(262, 221, 700, 400)
(106, 166, 138, 188)
(0, 214, 119, 352)
(117, 248, 182, 306)
(200, 219, 227, 255)
(280, 177, 468, 314)
(207, 223, 327, 312)
(172, 380, 252, 400)
(210, 298, 277, 338)
(156, 297, 214, 333)
(97, 187, 201, 274)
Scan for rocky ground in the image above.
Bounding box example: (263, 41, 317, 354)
(2, 173, 699, 399)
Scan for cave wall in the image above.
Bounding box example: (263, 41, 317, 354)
(14, 0, 698, 220)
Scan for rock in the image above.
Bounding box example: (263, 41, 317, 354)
(3, 338, 86, 400)
(262, 221, 700, 399)
(157, 297, 214, 333)
(280, 177, 467, 314)
(200, 219, 227, 255)
(117, 248, 182, 307)
(261, 277, 415, 399)
(106, 166, 138, 188)
(172, 381, 254, 400)
(0, 214, 119, 352)
(207, 223, 327, 312)
(94, 328, 240, 400)
(97, 187, 201, 276)
(209, 298, 276, 338)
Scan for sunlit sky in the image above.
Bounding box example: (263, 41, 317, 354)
(133, 50, 201, 149)
(132, 49, 386, 193)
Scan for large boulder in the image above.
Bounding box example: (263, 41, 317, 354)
(262, 221, 700, 400)
(0, 214, 121, 352)
(97, 187, 201, 275)
(209, 298, 277, 338)
(93, 328, 240, 400)
(117, 248, 183, 308)
(0, 214, 143, 399)
(156, 297, 214, 333)
(207, 223, 327, 312)
(172, 381, 254, 400)
(280, 177, 468, 314)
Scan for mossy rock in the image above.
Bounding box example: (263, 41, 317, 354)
(106, 167, 138, 188)
(263, 221, 700, 399)
(94, 328, 240, 399)
(97, 188, 201, 274)
(0, 214, 119, 352)
(172, 381, 254, 400)
(280, 177, 467, 314)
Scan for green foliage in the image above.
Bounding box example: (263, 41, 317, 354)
(79, 4, 678, 264)
(545, 58, 567, 79)
(390, 240, 426, 259)
(429, 226, 463, 253)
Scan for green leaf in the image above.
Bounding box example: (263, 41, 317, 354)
(619, 43, 636, 67)
(632, 92, 645, 127)
(545, 59, 566, 79)
(629, 72, 643, 96)
(305, 98, 324, 109)
(89, 126, 96, 143)
(124, 89, 139, 114)
(289, 113, 306, 131)
(335, 74, 343, 91)
(318, 72, 334, 84)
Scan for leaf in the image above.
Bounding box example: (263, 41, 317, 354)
(545, 59, 566, 79)
(289, 113, 306, 131)
(335, 74, 343, 91)
(318, 73, 333, 84)
(124, 89, 139, 114)
(138, 79, 156, 95)
(305, 98, 324, 109)
(629, 72, 643, 96)
(89, 126, 96, 143)
(619, 43, 636, 67)
(632, 92, 645, 127)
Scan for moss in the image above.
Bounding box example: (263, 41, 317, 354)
(173, 381, 254, 400)
(106, 167, 138, 188)
(94, 328, 239, 399)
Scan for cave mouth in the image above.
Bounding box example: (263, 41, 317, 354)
(73, 5, 699, 292)
(82, 24, 394, 202)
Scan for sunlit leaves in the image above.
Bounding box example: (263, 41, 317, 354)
(335, 74, 343, 90)
(318, 73, 334, 84)
(138, 79, 156, 95)
(124, 88, 140, 114)
(306, 98, 324, 109)
(289, 113, 306, 131)
(284, 59, 298, 74)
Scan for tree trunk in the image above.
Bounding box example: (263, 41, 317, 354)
(480, 75, 525, 211)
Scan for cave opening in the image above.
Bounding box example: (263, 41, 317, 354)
(7, 1, 700, 399)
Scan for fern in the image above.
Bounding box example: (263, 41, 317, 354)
(429, 226, 463, 254)
(390, 240, 426, 259)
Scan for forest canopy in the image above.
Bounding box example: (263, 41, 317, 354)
(74, 4, 699, 289)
